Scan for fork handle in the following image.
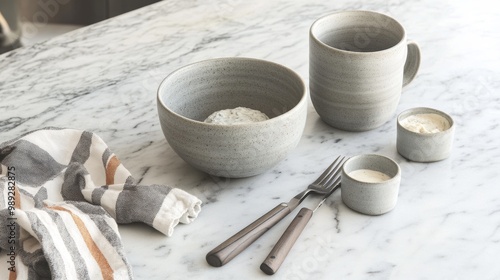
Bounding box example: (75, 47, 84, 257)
(206, 203, 292, 267)
(260, 207, 313, 275)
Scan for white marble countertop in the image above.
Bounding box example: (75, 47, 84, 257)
(1, 0, 500, 279)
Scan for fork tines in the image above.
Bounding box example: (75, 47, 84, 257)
(312, 156, 346, 187)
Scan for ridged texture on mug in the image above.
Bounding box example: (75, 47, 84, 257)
(157, 58, 307, 178)
(309, 11, 409, 131)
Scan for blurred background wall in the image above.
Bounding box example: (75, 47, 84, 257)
(1, 0, 161, 54)
(19, 0, 161, 25)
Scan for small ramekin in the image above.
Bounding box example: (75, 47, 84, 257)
(341, 154, 401, 215)
(397, 107, 455, 162)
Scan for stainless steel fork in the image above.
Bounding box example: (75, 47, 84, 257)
(206, 156, 346, 267)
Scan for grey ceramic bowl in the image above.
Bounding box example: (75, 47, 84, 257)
(341, 154, 401, 215)
(157, 57, 307, 178)
(397, 107, 455, 162)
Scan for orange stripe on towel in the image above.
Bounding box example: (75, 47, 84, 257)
(105, 155, 121, 185)
(8, 269, 16, 280)
(14, 183, 21, 209)
(48, 205, 114, 280)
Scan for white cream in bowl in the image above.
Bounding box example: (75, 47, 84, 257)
(399, 113, 450, 134)
(204, 107, 269, 125)
(348, 169, 391, 183)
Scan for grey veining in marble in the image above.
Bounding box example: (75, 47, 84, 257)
(1, 0, 500, 279)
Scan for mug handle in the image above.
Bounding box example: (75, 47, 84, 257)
(403, 41, 421, 87)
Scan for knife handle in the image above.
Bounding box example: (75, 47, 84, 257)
(260, 207, 313, 275)
(206, 203, 292, 267)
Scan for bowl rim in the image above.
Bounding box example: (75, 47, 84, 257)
(397, 107, 455, 136)
(157, 57, 307, 127)
(342, 154, 401, 184)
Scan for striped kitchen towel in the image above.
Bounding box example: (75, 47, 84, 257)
(0, 128, 202, 279)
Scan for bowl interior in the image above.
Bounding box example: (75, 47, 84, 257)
(158, 58, 305, 122)
(343, 154, 400, 179)
(397, 107, 454, 134)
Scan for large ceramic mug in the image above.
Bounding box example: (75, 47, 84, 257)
(310, 10, 421, 131)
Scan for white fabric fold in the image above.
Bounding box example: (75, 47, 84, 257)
(0, 128, 202, 280)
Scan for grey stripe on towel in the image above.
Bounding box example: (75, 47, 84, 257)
(26, 211, 68, 280)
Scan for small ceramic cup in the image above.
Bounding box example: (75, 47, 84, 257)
(397, 107, 455, 162)
(309, 10, 421, 131)
(341, 154, 401, 215)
